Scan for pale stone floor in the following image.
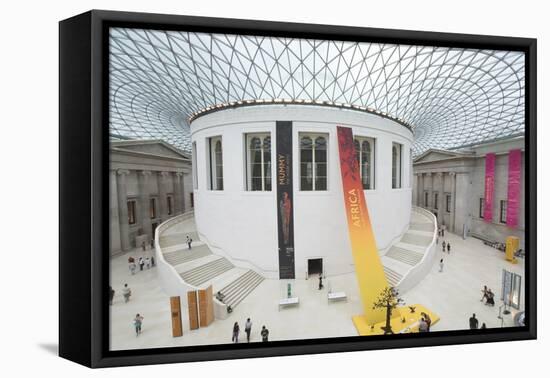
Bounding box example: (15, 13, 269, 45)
(110, 229, 525, 351)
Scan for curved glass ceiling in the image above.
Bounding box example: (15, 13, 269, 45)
(109, 28, 525, 155)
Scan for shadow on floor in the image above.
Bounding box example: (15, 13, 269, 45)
(38, 343, 58, 356)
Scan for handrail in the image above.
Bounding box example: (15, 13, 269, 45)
(154, 211, 202, 294)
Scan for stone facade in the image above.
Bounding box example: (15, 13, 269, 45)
(413, 137, 525, 248)
(110, 140, 193, 256)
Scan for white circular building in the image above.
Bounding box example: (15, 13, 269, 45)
(190, 103, 413, 279)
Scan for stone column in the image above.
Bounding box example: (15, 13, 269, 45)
(138, 170, 153, 240)
(450, 172, 457, 233)
(437, 172, 445, 226)
(418, 173, 424, 208)
(157, 171, 169, 221)
(174, 172, 185, 214)
(425, 172, 433, 209)
(116, 169, 131, 251)
(178, 172, 186, 213)
(110, 170, 122, 254)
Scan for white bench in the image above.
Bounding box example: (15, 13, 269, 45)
(279, 297, 299, 310)
(327, 291, 347, 303)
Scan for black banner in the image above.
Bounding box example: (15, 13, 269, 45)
(276, 121, 295, 279)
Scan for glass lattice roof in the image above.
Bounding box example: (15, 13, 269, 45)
(109, 27, 525, 155)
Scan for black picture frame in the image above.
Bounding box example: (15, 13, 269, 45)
(59, 9, 537, 368)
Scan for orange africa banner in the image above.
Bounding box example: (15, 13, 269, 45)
(337, 126, 389, 325)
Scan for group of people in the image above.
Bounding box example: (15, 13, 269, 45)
(109, 283, 133, 305)
(469, 313, 487, 330)
(141, 239, 155, 251)
(480, 285, 496, 306)
(127, 255, 155, 275)
(232, 318, 270, 343)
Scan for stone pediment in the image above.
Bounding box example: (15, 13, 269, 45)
(111, 140, 188, 160)
(414, 149, 472, 164)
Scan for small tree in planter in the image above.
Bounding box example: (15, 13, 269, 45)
(372, 286, 404, 335)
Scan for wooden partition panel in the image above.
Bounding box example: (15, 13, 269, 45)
(187, 291, 199, 330)
(170, 296, 183, 337)
(198, 285, 214, 327)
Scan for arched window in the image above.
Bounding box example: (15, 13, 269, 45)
(208, 136, 223, 190)
(300, 133, 328, 191)
(392, 142, 402, 189)
(354, 136, 375, 190)
(246, 133, 271, 191)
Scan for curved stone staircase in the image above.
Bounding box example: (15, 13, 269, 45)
(157, 216, 265, 312)
(381, 207, 437, 291)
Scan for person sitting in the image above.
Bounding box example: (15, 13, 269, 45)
(485, 290, 495, 306)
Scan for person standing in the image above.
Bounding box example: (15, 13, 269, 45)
(418, 318, 429, 332)
(318, 274, 324, 290)
(261, 325, 269, 342)
(422, 312, 432, 331)
(244, 318, 252, 343)
(139, 257, 144, 271)
(109, 286, 115, 305)
(447, 242, 451, 254)
(232, 322, 240, 343)
(134, 314, 144, 336)
(145, 257, 151, 269)
(442, 240, 446, 252)
(186, 236, 192, 250)
(439, 258, 444, 272)
(122, 283, 132, 303)
(151, 255, 155, 267)
(469, 313, 479, 329)
(129, 261, 136, 275)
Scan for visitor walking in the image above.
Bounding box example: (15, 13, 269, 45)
(109, 286, 115, 305)
(134, 313, 144, 336)
(145, 257, 151, 269)
(442, 241, 446, 252)
(122, 283, 132, 303)
(151, 256, 155, 267)
(447, 242, 451, 254)
(439, 258, 444, 272)
(480, 285, 489, 302)
(469, 313, 479, 329)
(232, 322, 240, 343)
(128, 256, 136, 274)
(186, 236, 192, 250)
(261, 325, 269, 342)
(139, 257, 145, 271)
(318, 274, 324, 290)
(245, 318, 252, 343)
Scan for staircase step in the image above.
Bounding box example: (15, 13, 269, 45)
(385, 246, 424, 266)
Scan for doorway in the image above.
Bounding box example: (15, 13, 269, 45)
(151, 222, 159, 237)
(307, 258, 323, 277)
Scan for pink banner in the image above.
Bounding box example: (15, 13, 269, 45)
(506, 149, 522, 228)
(483, 153, 496, 222)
